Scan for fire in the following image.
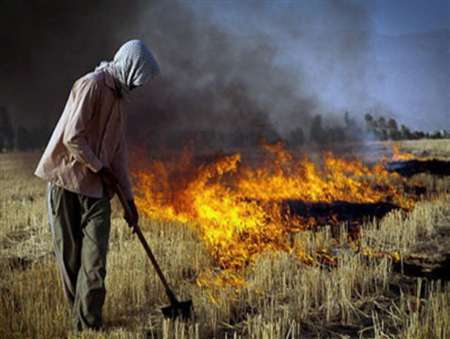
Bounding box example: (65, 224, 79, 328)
(391, 144, 415, 161)
(133, 142, 413, 278)
(238, 142, 407, 205)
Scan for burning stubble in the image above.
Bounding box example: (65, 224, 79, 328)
(132, 142, 416, 274)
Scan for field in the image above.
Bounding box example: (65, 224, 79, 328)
(1, 140, 449, 338)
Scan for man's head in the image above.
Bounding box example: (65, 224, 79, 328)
(111, 40, 160, 92)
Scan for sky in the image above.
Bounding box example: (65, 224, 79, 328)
(199, 0, 449, 35)
(373, 0, 450, 34)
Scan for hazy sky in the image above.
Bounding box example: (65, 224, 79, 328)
(188, 0, 449, 131)
(373, 0, 450, 34)
(198, 0, 449, 34)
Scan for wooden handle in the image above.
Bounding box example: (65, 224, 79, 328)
(115, 185, 179, 305)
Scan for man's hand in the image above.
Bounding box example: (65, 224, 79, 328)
(125, 199, 139, 227)
(99, 167, 118, 191)
(99, 167, 138, 227)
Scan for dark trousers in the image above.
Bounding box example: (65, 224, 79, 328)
(47, 183, 111, 331)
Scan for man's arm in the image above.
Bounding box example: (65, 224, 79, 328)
(111, 132, 138, 226)
(111, 132, 133, 200)
(63, 79, 104, 173)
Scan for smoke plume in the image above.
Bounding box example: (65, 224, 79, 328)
(2, 0, 447, 151)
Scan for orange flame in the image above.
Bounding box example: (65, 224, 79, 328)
(391, 144, 415, 161)
(134, 142, 413, 275)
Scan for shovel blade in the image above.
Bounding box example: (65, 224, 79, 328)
(161, 300, 193, 319)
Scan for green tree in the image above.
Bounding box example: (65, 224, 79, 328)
(0, 106, 14, 151)
(344, 111, 356, 129)
(310, 114, 325, 144)
(16, 126, 32, 151)
(364, 113, 373, 128)
(400, 124, 411, 140)
(387, 118, 401, 140)
(327, 126, 346, 143)
(287, 127, 304, 146)
(375, 117, 388, 140)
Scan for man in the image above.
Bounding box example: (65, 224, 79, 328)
(35, 40, 160, 331)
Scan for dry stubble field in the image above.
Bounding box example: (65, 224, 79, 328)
(0, 140, 449, 338)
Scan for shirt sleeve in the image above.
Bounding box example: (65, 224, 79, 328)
(111, 131, 134, 200)
(63, 79, 104, 173)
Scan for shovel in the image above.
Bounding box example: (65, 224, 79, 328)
(115, 183, 193, 319)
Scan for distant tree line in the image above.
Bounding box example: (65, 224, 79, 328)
(287, 112, 364, 146)
(286, 112, 449, 146)
(2, 104, 448, 152)
(0, 106, 50, 152)
(364, 114, 449, 141)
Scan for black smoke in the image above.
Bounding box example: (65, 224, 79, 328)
(128, 0, 376, 149)
(4, 0, 445, 152)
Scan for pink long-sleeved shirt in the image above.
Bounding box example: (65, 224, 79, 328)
(35, 69, 133, 199)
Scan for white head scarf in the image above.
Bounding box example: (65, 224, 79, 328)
(97, 40, 160, 97)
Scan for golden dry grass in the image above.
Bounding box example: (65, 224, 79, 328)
(1, 140, 449, 338)
(388, 139, 450, 159)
